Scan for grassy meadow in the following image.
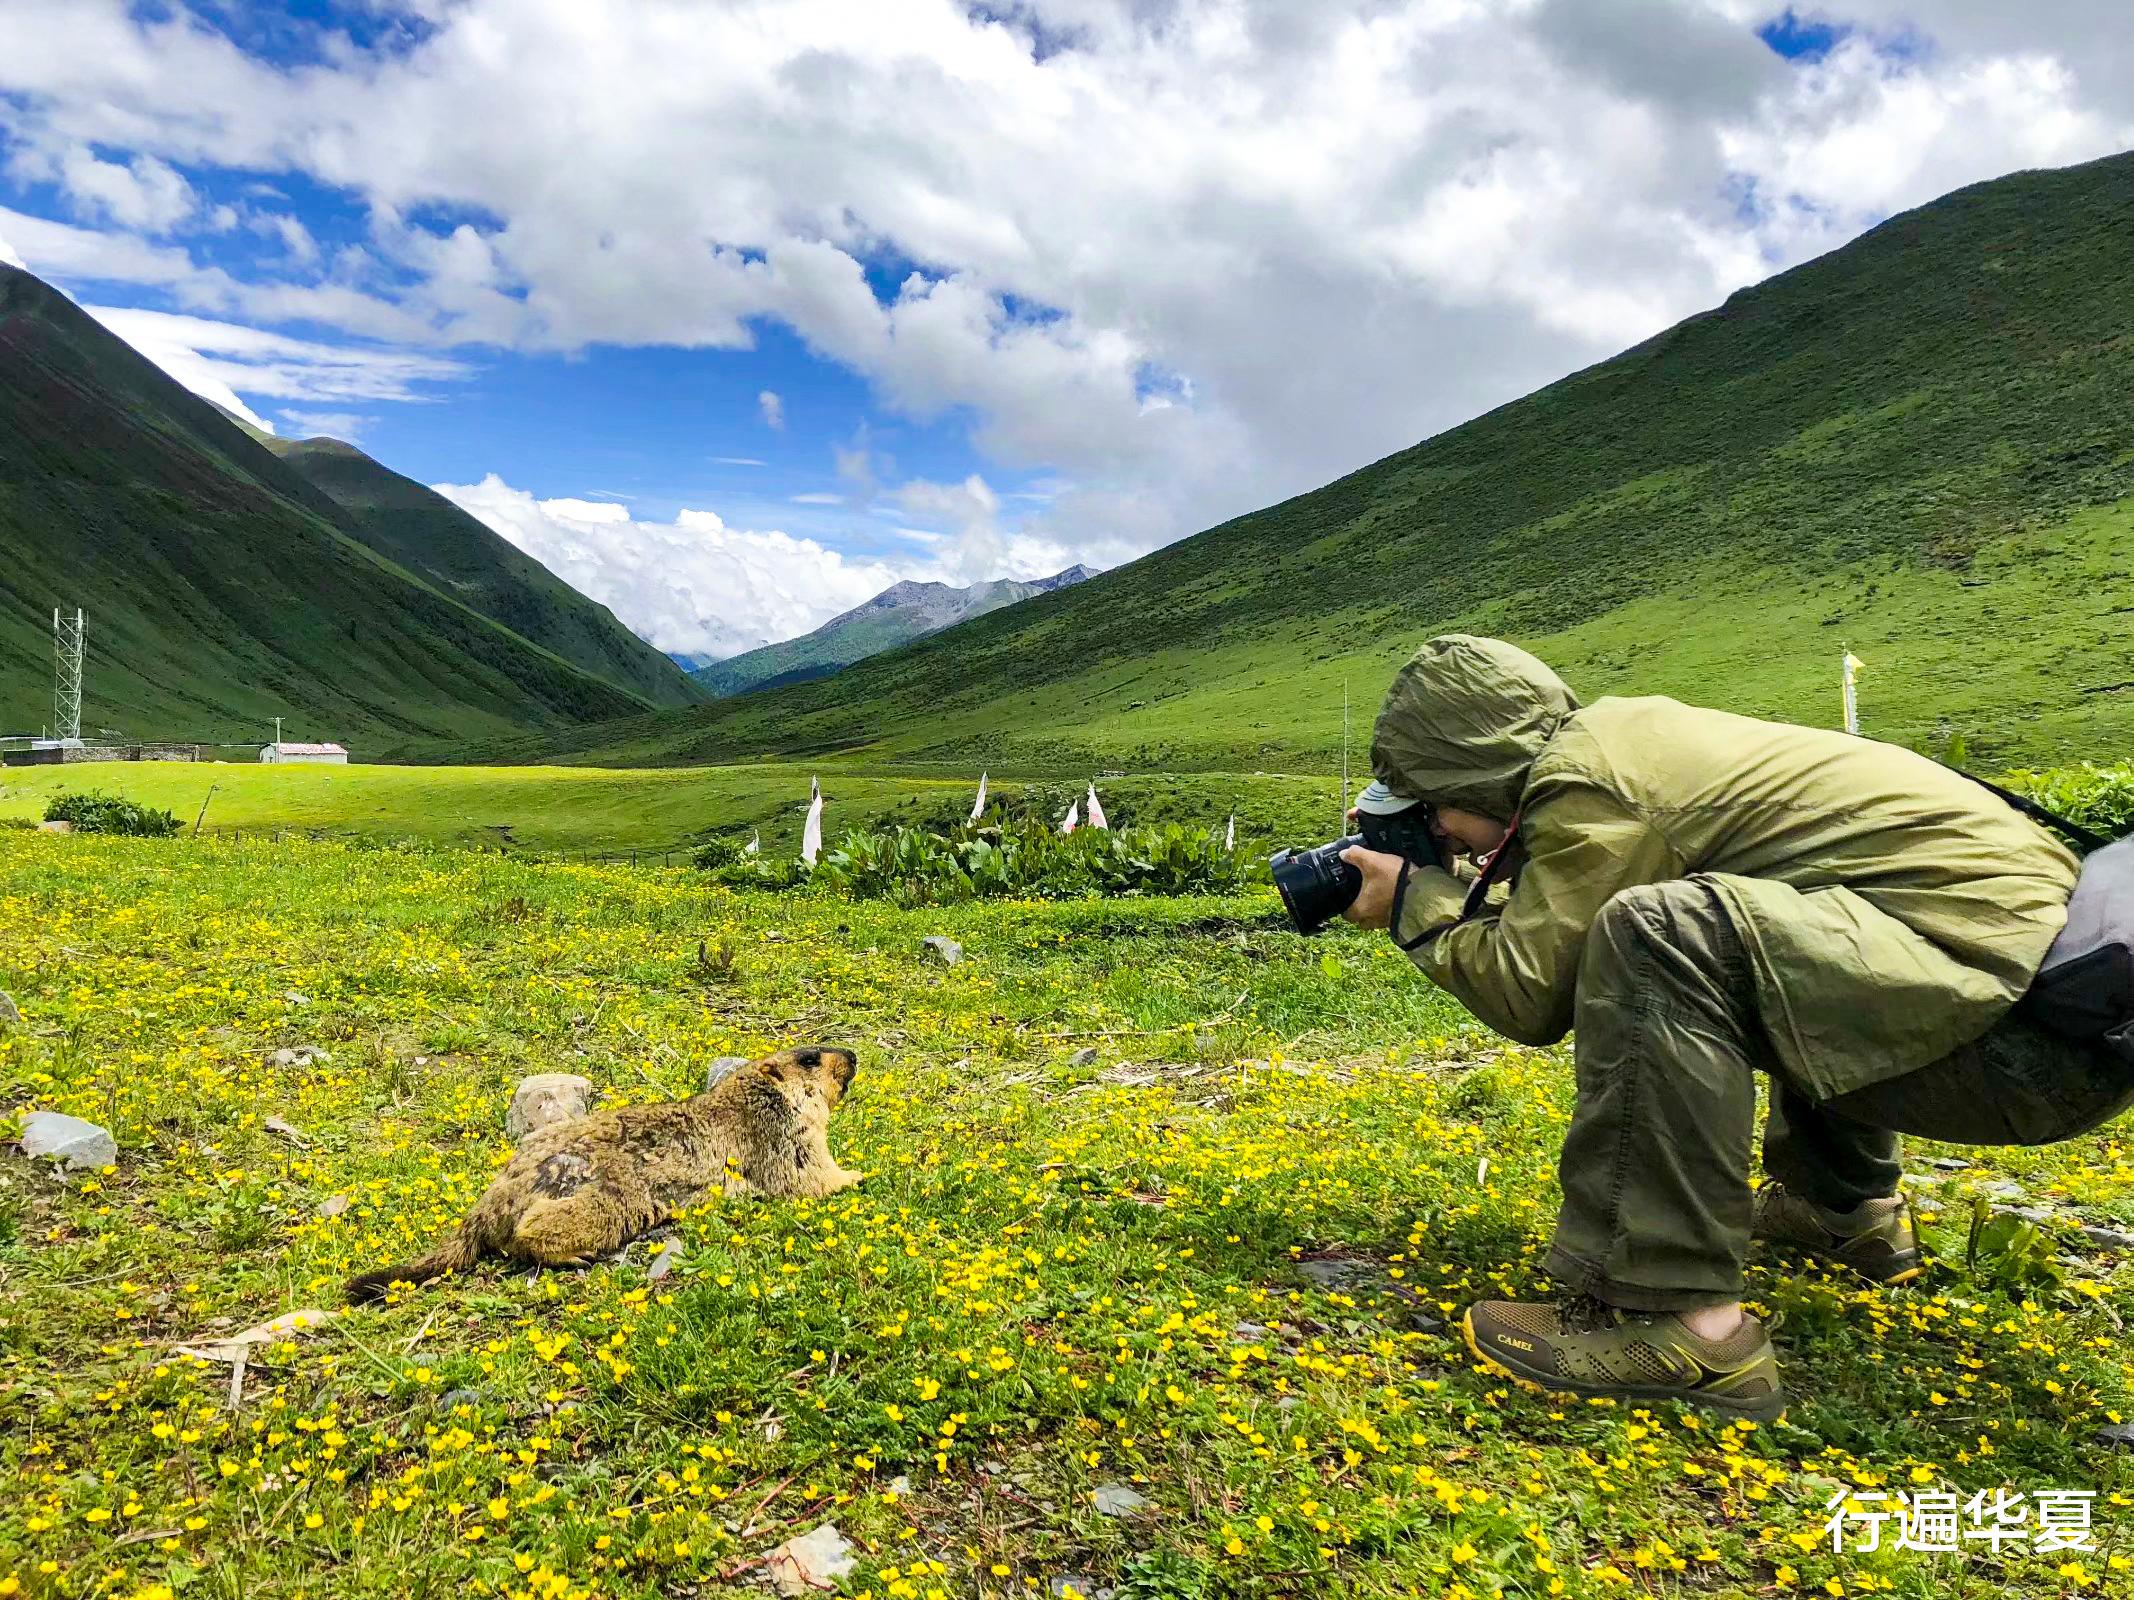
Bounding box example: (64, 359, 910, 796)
(7, 829, 2134, 1599)
(0, 762, 1352, 860)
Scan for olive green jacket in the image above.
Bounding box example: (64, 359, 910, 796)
(1374, 637, 2079, 1099)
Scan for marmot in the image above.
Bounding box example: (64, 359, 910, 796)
(346, 1045, 859, 1302)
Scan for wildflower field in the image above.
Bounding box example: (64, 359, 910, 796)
(6, 830, 2134, 1600)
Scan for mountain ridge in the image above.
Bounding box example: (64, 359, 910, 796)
(690, 563, 1096, 698)
(0, 261, 657, 745)
(261, 434, 704, 709)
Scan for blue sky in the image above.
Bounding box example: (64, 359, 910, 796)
(2, 1, 2127, 656)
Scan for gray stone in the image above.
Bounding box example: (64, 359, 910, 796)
(1052, 1580, 1115, 1600)
(2096, 1422, 2134, 1447)
(1090, 1484, 1149, 1516)
(2078, 1225, 2134, 1251)
(271, 1045, 332, 1067)
(767, 1524, 856, 1596)
(920, 935, 963, 967)
(645, 1240, 683, 1281)
(0, 991, 18, 1028)
(315, 1192, 352, 1218)
(1067, 1046, 1098, 1068)
(507, 1073, 593, 1138)
(1921, 1157, 1971, 1172)
(706, 1055, 751, 1091)
(438, 1388, 481, 1411)
(18, 1111, 117, 1171)
(1298, 1258, 1381, 1291)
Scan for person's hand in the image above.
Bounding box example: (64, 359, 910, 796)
(1339, 845, 1404, 930)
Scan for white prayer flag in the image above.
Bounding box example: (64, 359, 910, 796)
(1224, 814, 1235, 852)
(1842, 652, 1865, 736)
(802, 779, 823, 865)
(1086, 783, 1107, 830)
(970, 771, 988, 823)
(745, 830, 760, 857)
(1061, 798, 1079, 834)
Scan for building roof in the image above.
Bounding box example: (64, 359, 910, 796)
(267, 742, 348, 754)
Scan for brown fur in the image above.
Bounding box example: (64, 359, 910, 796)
(346, 1045, 859, 1302)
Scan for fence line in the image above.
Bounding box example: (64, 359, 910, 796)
(189, 824, 703, 871)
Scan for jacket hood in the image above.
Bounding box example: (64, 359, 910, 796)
(1370, 635, 1580, 820)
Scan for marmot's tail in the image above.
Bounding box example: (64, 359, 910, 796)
(345, 1226, 483, 1304)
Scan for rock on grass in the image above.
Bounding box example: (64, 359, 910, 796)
(706, 1055, 751, 1090)
(920, 935, 963, 967)
(17, 1111, 117, 1171)
(507, 1073, 593, 1138)
(0, 990, 19, 1027)
(766, 1523, 856, 1595)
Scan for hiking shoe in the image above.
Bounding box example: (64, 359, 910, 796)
(1460, 1296, 1786, 1421)
(1752, 1182, 1923, 1285)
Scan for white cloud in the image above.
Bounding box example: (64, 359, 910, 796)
(2, 0, 2131, 591)
(433, 474, 901, 659)
(277, 409, 371, 441)
(758, 389, 785, 430)
(84, 305, 469, 410)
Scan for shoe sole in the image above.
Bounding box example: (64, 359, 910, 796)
(1459, 1309, 1788, 1423)
(1756, 1235, 1925, 1286)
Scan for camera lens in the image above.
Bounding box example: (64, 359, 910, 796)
(1269, 835, 1365, 934)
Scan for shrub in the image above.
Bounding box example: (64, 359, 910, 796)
(42, 791, 182, 837)
(1998, 762, 2134, 841)
(814, 821, 1255, 907)
(691, 834, 747, 870)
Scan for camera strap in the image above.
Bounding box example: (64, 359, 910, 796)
(1458, 815, 1522, 922)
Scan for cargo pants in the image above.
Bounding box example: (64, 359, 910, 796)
(1546, 877, 2134, 1311)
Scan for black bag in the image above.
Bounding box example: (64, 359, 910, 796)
(1962, 773, 2134, 1065)
(2026, 834, 2134, 1064)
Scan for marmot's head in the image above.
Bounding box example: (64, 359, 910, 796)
(754, 1044, 859, 1109)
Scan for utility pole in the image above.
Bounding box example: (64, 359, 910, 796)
(1341, 680, 1349, 833)
(53, 608, 83, 743)
(274, 716, 283, 749)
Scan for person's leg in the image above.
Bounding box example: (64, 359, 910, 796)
(1544, 877, 1763, 1311)
(1464, 877, 1786, 1418)
(1761, 1083, 1900, 1211)
(1822, 1009, 2134, 1146)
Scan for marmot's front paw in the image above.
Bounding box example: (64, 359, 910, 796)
(827, 1168, 865, 1194)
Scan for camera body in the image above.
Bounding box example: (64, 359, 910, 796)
(1269, 804, 1442, 934)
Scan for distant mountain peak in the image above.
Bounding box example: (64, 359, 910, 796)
(691, 561, 1098, 698)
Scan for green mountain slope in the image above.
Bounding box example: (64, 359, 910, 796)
(449, 151, 2134, 773)
(692, 565, 1095, 697)
(0, 263, 653, 746)
(262, 436, 704, 709)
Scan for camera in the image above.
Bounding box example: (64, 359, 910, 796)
(1269, 797, 1442, 934)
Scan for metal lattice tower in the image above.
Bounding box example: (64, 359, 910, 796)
(53, 608, 83, 743)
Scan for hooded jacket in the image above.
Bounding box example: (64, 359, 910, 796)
(1372, 635, 2079, 1099)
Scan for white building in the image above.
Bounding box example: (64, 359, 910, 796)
(261, 742, 348, 765)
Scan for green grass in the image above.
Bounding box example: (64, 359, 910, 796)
(7, 833, 2134, 1598)
(436, 153, 2134, 773)
(0, 762, 1353, 859)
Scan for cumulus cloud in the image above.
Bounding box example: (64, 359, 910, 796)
(2, 0, 2131, 602)
(433, 474, 902, 659)
(757, 389, 784, 430)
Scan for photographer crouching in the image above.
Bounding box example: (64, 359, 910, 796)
(1294, 633, 2134, 1419)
